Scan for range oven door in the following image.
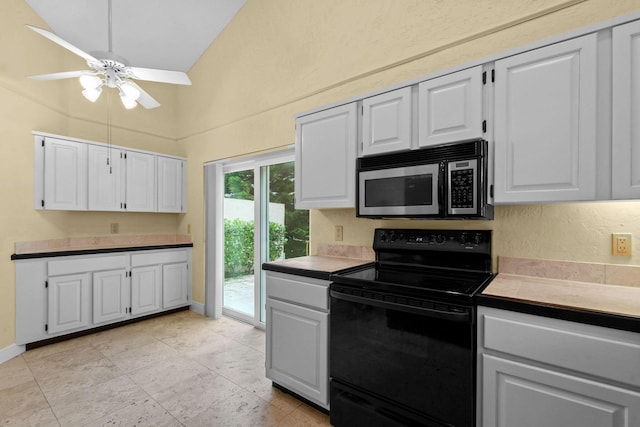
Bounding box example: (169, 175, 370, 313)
(329, 286, 476, 427)
(357, 163, 442, 217)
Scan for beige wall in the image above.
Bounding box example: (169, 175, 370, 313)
(179, 0, 640, 306)
(0, 0, 185, 349)
(2, 0, 640, 351)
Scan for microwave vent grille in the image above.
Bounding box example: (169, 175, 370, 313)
(359, 139, 484, 169)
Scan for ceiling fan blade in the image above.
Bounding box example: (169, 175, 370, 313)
(128, 67, 192, 85)
(28, 70, 92, 81)
(26, 25, 100, 64)
(127, 81, 161, 109)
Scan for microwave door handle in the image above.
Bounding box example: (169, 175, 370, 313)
(438, 162, 446, 214)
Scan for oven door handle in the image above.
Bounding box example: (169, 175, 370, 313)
(330, 290, 471, 323)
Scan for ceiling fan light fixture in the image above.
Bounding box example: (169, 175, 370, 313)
(119, 80, 141, 101)
(79, 74, 102, 90)
(119, 91, 137, 109)
(82, 86, 102, 102)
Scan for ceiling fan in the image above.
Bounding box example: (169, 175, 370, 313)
(26, 0, 191, 109)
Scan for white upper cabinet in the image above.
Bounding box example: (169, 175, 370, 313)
(34, 132, 186, 213)
(419, 66, 484, 147)
(125, 151, 156, 212)
(361, 87, 413, 156)
(42, 137, 88, 210)
(613, 20, 640, 199)
(295, 103, 357, 209)
(88, 145, 124, 211)
(493, 34, 598, 203)
(157, 156, 185, 213)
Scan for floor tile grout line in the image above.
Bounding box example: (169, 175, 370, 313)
(18, 354, 63, 426)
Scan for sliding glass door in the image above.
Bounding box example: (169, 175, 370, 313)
(220, 151, 309, 325)
(223, 167, 255, 317)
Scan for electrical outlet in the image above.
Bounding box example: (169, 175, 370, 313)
(187, 224, 191, 234)
(612, 233, 632, 257)
(335, 225, 343, 241)
(110, 223, 119, 234)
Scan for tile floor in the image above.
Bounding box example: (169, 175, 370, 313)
(0, 310, 331, 426)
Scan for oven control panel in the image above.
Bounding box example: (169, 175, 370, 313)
(374, 228, 491, 253)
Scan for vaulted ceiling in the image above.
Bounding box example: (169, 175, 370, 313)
(26, 0, 247, 73)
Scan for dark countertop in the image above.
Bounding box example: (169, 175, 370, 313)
(11, 242, 193, 260)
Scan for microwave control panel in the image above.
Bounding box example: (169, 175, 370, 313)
(448, 159, 477, 213)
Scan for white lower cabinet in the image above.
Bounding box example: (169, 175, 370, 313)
(15, 247, 192, 345)
(478, 306, 640, 427)
(92, 269, 128, 324)
(47, 273, 91, 334)
(131, 265, 162, 316)
(162, 262, 189, 309)
(265, 271, 330, 409)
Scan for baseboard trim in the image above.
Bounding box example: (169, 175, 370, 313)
(190, 301, 205, 315)
(0, 344, 25, 364)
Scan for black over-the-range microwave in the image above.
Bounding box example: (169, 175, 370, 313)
(357, 139, 493, 219)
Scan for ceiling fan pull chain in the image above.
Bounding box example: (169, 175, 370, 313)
(107, 89, 112, 173)
(107, 0, 113, 53)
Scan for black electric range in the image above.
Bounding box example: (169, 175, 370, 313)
(329, 228, 494, 427)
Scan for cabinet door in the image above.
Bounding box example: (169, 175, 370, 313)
(613, 20, 640, 199)
(419, 66, 483, 147)
(361, 87, 412, 156)
(125, 151, 156, 212)
(157, 156, 184, 212)
(88, 145, 124, 211)
(295, 103, 357, 209)
(131, 265, 162, 316)
(43, 137, 88, 210)
(494, 34, 598, 203)
(47, 273, 90, 334)
(162, 262, 188, 309)
(266, 297, 329, 408)
(481, 354, 640, 427)
(92, 269, 128, 324)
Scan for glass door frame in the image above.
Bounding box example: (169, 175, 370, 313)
(205, 148, 294, 329)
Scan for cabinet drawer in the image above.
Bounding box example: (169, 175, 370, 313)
(481, 308, 640, 388)
(48, 255, 128, 276)
(482, 354, 640, 427)
(132, 250, 187, 266)
(265, 271, 329, 311)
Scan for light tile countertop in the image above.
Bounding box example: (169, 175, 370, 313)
(481, 257, 640, 320)
(264, 255, 373, 274)
(262, 244, 374, 279)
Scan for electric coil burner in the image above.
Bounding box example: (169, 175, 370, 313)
(329, 228, 494, 427)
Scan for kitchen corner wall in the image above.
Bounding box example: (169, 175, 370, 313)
(179, 0, 640, 308)
(0, 0, 185, 350)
